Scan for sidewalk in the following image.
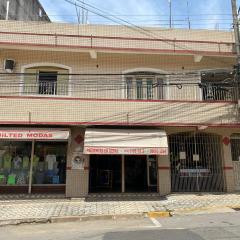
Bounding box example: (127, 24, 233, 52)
(1, 193, 240, 226)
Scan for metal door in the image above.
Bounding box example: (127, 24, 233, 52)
(147, 156, 157, 187)
(169, 132, 224, 192)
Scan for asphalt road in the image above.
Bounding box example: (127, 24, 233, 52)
(1, 212, 240, 240)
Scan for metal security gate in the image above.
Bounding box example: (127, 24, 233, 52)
(169, 132, 224, 192)
(231, 134, 240, 191)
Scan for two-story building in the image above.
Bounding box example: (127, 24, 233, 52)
(0, 20, 239, 197)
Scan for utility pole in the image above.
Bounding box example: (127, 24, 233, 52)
(5, 1, 10, 20)
(168, 0, 172, 28)
(187, 1, 191, 29)
(231, 0, 240, 63)
(231, 0, 240, 99)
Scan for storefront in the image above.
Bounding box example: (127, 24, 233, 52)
(169, 132, 224, 192)
(0, 128, 69, 193)
(84, 128, 168, 193)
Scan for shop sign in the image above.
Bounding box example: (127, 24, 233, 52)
(0, 129, 69, 140)
(180, 168, 211, 177)
(84, 147, 168, 155)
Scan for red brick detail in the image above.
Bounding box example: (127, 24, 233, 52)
(74, 134, 84, 145)
(223, 166, 233, 170)
(158, 166, 170, 170)
(222, 136, 230, 146)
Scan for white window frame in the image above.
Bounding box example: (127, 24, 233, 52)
(122, 68, 168, 100)
(20, 63, 72, 97)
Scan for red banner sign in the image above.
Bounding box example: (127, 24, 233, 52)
(84, 147, 168, 155)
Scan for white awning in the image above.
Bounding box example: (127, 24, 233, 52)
(84, 128, 168, 155)
(0, 129, 70, 140)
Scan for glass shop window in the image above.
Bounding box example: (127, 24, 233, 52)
(33, 142, 67, 184)
(0, 141, 67, 186)
(0, 141, 32, 186)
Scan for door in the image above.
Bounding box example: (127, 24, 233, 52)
(147, 156, 158, 191)
(125, 155, 147, 192)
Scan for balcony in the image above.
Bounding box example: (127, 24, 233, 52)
(0, 72, 237, 101)
(0, 72, 238, 127)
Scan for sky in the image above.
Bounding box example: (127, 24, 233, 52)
(39, 0, 240, 30)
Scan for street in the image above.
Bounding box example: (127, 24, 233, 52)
(1, 212, 240, 240)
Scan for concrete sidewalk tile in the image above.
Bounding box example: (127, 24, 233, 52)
(1, 193, 240, 226)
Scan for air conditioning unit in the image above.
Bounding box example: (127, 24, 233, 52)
(4, 59, 15, 73)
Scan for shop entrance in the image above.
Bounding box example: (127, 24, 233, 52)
(169, 132, 224, 192)
(125, 155, 148, 192)
(89, 155, 158, 193)
(89, 155, 121, 192)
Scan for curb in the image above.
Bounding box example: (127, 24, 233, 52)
(0, 214, 145, 227)
(147, 211, 172, 218)
(0, 218, 49, 227)
(50, 213, 145, 223)
(171, 206, 237, 216)
(1, 205, 239, 226)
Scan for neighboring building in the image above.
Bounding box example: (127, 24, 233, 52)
(0, 0, 50, 22)
(0, 20, 239, 196)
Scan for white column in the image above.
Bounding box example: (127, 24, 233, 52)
(222, 136, 235, 192)
(158, 155, 171, 196)
(121, 155, 125, 193)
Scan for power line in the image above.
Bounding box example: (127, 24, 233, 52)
(64, 0, 224, 54)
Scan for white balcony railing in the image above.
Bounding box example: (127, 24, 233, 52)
(0, 73, 237, 102)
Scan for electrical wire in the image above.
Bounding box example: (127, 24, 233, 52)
(63, 0, 206, 53)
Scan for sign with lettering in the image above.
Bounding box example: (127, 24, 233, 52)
(84, 147, 168, 155)
(0, 129, 69, 140)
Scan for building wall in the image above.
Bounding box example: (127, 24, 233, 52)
(0, 96, 236, 126)
(0, 20, 234, 41)
(0, 49, 235, 101)
(0, 0, 50, 21)
(233, 162, 240, 191)
(0, 21, 234, 55)
(158, 155, 171, 196)
(66, 127, 89, 197)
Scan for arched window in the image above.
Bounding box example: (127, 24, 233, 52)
(21, 63, 71, 96)
(124, 70, 166, 100)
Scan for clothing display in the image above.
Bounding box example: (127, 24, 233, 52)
(33, 155, 39, 169)
(7, 174, 16, 185)
(35, 172, 45, 184)
(0, 141, 67, 188)
(0, 150, 5, 168)
(3, 153, 12, 170)
(13, 155, 22, 169)
(52, 175, 60, 184)
(46, 154, 56, 170)
(22, 156, 29, 169)
(0, 174, 6, 184)
(16, 172, 27, 185)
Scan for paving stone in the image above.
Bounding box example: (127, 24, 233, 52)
(0, 193, 240, 221)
